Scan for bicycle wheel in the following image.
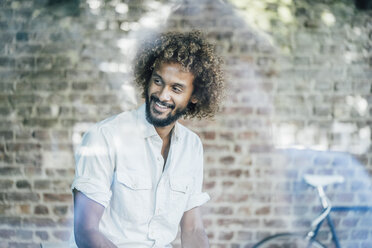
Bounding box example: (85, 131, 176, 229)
(253, 233, 326, 248)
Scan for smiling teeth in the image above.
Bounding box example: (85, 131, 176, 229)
(156, 102, 168, 109)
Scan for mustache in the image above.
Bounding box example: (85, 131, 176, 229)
(150, 95, 175, 109)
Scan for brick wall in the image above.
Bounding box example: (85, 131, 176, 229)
(0, 0, 371, 247)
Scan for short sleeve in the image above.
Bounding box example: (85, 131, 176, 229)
(185, 139, 210, 212)
(71, 125, 115, 208)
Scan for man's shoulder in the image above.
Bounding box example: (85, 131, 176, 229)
(87, 108, 138, 137)
(177, 122, 202, 146)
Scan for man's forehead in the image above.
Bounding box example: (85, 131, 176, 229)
(154, 60, 192, 74)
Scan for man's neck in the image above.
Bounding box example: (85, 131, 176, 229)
(155, 123, 175, 142)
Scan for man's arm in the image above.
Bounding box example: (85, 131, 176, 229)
(73, 189, 117, 248)
(180, 207, 209, 248)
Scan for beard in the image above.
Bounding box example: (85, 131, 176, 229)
(145, 95, 187, 127)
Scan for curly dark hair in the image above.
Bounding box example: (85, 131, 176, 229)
(134, 30, 224, 119)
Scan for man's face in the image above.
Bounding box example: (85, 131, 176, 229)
(145, 62, 197, 127)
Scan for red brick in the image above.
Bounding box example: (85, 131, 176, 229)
(46, 168, 75, 177)
(205, 156, 216, 163)
(34, 205, 49, 215)
(8, 242, 40, 248)
(0, 205, 11, 214)
(6, 142, 42, 152)
(256, 231, 272, 241)
(256, 181, 272, 191)
(207, 169, 217, 177)
(222, 181, 234, 188)
(274, 206, 291, 215)
(237, 207, 252, 216)
(255, 206, 270, 215)
(53, 230, 71, 241)
(240, 156, 252, 166)
(43, 143, 73, 151)
(237, 182, 253, 190)
(57, 217, 73, 227)
(16, 180, 31, 189)
(200, 131, 216, 140)
(5, 192, 39, 202)
(250, 194, 271, 203)
(213, 207, 233, 215)
(53, 206, 68, 216)
(0, 167, 21, 176)
(0, 180, 13, 189)
(15, 153, 42, 166)
(292, 219, 311, 228)
(217, 219, 259, 228)
(220, 132, 234, 141)
(203, 144, 230, 152)
(23, 218, 56, 227)
(203, 181, 216, 190)
(249, 144, 273, 153)
(218, 231, 233, 240)
(234, 145, 242, 153)
(351, 230, 368, 239)
(237, 131, 257, 140)
(221, 107, 253, 115)
(220, 156, 235, 166)
(0, 131, 13, 140)
(34, 180, 50, 189)
(218, 169, 249, 178)
(257, 107, 272, 115)
(35, 231, 48, 241)
(19, 205, 31, 214)
(16, 230, 32, 240)
(263, 219, 287, 228)
(237, 231, 252, 240)
(0, 217, 21, 227)
(0, 229, 15, 239)
(206, 232, 214, 240)
(216, 194, 248, 203)
(31, 130, 50, 140)
(43, 193, 72, 202)
(23, 167, 42, 176)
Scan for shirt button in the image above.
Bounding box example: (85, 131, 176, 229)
(157, 157, 161, 161)
(156, 208, 161, 214)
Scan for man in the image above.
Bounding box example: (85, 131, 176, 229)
(71, 31, 224, 248)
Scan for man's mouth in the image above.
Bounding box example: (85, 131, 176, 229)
(151, 96, 174, 113)
(155, 101, 169, 109)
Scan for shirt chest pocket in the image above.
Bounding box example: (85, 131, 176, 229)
(112, 172, 153, 223)
(168, 177, 192, 215)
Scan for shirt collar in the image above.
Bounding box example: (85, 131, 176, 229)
(136, 103, 182, 142)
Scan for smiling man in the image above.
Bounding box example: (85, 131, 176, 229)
(71, 31, 224, 248)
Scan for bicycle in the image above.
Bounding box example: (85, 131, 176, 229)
(252, 174, 372, 248)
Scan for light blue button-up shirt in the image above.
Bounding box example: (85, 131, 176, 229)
(70, 104, 210, 247)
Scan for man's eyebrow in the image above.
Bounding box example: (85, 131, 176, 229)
(173, 83, 185, 88)
(152, 72, 186, 88)
(152, 72, 162, 79)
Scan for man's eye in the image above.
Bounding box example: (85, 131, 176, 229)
(154, 79, 162, 85)
(173, 87, 182, 93)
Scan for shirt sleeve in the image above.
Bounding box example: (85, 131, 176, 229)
(185, 138, 210, 212)
(71, 125, 115, 208)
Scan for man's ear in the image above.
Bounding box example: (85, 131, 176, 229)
(191, 96, 198, 104)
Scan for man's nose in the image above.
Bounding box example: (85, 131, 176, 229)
(158, 87, 171, 101)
